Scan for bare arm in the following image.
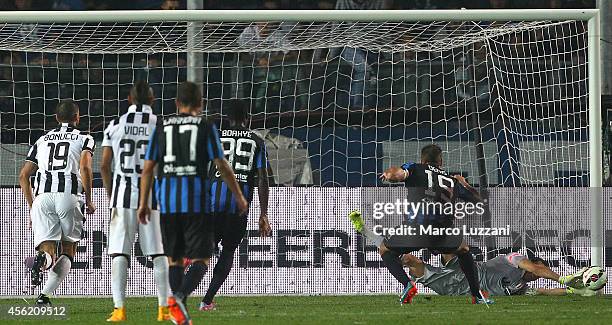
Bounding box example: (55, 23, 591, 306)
(379, 166, 408, 182)
(535, 288, 567, 296)
(80, 151, 95, 214)
(100, 147, 113, 199)
(257, 167, 271, 237)
(137, 160, 156, 224)
(453, 174, 482, 202)
(19, 161, 38, 209)
(518, 259, 561, 282)
(214, 157, 248, 215)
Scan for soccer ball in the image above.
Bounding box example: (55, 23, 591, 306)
(582, 266, 607, 291)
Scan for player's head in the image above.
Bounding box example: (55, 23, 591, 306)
(55, 99, 80, 126)
(128, 80, 154, 106)
(227, 99, 249, 126)
(420, 144, 443, 167)
(176, 81, 202, 114)
(522, 257, 548, 282)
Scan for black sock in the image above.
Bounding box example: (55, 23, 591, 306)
(381, 251, 410, 287)
(179, 261, 208, 301)
(456, 251, 481, 297)
(202, 248, 236, 304)
(169, 265, 185, 296)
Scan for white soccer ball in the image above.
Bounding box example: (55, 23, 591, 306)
(582, 266, 607, 291)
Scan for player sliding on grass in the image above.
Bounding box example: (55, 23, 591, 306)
(19, 100, 96, 305)
(101, 81, 170, 322)
(399, 252, 595, 297)
(138, 82, 248, 325)
(362, 144, 492, 305)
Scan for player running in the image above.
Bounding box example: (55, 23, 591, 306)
(196, 99, 271, 311)
(19, 100, 96, 305)
(101, 81, 170, 322)
(369, 144, 491, 304)
(138, 81, 248, 325)
(400, 252, 595, 297)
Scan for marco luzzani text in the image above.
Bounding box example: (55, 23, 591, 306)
(371, 199, 510, 236)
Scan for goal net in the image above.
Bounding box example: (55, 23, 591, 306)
(0, 12, 606, 296)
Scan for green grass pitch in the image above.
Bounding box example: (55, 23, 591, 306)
(1, 295, 612, 324)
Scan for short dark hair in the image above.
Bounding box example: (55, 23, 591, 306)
(130, 80, 153, 106)
(176, 81, 202, 108)
(55, 100, 79, 123)
(421, 144, 442, 166)
(227, 99, 249, 123)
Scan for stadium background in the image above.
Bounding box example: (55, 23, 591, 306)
(1, 0, 611, 298)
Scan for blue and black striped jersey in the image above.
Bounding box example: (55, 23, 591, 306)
(210, 126, 267, 215)
(401, 162, 477, 225)
(145, 113, 223, 215)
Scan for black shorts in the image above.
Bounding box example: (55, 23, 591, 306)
(214, 213, 248, 250)
(160, 213, 214, 259)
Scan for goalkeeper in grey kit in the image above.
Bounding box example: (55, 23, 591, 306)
(401, 252, 596, 297)
(349, 210, 593, 297)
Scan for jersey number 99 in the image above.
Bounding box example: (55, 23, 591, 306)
(220, 137, 256, 172)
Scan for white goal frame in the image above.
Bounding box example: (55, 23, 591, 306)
(0, 9, 603, 266)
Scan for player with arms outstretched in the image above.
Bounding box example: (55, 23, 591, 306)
(357, 144, 492, 304)
(19, 100, 96, 305)
(101, 81, 170, 322)
(197, 99, 271, 311)
(138, 82, 248, 325)
(400, 252, 592, 297)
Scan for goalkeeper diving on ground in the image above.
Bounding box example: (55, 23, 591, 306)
(350, 144, 595, 302)
(349, 209, 598, 297)
(348, 143, 598, 299)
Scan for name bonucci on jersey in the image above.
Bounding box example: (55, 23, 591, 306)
(26, 123, 96, 196)
(102, 104, 157, 210)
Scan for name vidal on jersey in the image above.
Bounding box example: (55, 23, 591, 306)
(124, 126, 149, 136)
(44, 133, 79, 141)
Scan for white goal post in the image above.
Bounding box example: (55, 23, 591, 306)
(0, 9, 604, 295)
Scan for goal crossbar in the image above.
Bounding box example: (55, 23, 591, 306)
(0, 9, 600, 23)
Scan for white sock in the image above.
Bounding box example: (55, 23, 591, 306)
(361, 226, 384, 247)
(153, 256, 169, 307)
(41, 255, 72, 296)
(111, 255, 128, 308)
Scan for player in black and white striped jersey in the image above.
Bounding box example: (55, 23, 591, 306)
(100, 81, 170, 322)
(19, 100, 96, 305)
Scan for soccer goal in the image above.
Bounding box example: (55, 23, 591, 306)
(0, 9, 604, 296)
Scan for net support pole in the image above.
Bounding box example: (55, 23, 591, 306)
(588, 13, 603, 267)
(187, 0, 203, 84)
(465, 48, 495, 259)
(598, 0, 611, 96)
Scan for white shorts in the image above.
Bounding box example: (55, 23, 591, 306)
(31, 192, 84, 249)
(108, 208, 164, 256)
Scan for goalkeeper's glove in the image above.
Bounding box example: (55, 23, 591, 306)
(558, 267, 588, 289)
(566, 287, 596, 297)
